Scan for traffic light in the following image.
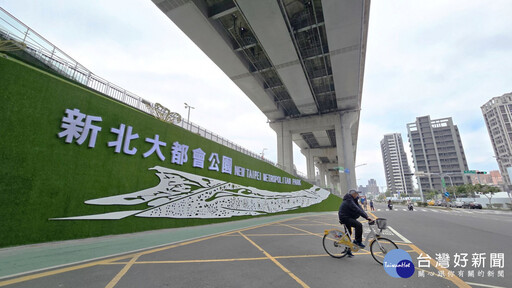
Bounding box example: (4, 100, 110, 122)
(476, 171, 487, 174)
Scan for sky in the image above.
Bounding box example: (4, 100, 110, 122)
(1, 0, 511, 191)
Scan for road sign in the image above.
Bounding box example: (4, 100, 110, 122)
(464, 170, 476, 174)
(329, 166, 344, 172)
(476, 171, 487, 174)
(441, 178, 446, 188)
(444, 192, 449, 197)
(344, 168, 350, 174)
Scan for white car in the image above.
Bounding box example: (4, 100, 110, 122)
(453, 201, 464, 208)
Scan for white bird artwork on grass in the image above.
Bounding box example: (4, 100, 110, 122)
(50, 166, 330, 220)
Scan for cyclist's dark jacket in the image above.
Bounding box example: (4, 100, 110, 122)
(338, 193, 369, 221)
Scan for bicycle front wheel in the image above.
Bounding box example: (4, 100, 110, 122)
(322, 230, 349, 258)
(370, 237, 398, 264)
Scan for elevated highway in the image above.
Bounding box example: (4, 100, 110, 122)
(152, 0, 370, 193)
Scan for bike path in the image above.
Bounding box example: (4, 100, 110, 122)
(0, 212, 328, 279)
(1, 211, 471, 288)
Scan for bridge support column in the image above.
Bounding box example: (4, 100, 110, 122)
(301, 148, 317, 182)
(305, 150, 316, 183)
(271, 121, 294, 174)
(330, 174, 341, 196)
(302, 147, 337, 185)
(335, 112, 358, 193)
(326, 169, 332, 189)
(317, 163, 326, 187)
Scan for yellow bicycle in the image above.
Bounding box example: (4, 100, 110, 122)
(322, 218, 398, 264)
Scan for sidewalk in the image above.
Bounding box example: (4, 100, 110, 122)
(0, 212, 333, 279)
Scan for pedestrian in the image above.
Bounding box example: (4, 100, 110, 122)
(370, 199, 375, 211)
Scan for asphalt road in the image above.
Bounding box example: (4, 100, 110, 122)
(374, 203, 512, 288)
(1, 204, 510, 288)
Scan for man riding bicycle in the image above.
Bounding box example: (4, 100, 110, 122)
(338, 189, 373, 257)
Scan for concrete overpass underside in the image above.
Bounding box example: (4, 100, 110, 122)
(152, 0, 370, 194)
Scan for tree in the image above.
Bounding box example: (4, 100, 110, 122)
(456, 184, 467, 197)
(466, 184, 477, 201)
(426, 189, 438, 200)
(481, 185, 500, 208)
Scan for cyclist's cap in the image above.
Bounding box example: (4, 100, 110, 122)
(349, 189, 360, 194)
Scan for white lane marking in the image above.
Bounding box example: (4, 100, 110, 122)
(387, 226, 411, 243)
(465, 281, 507, 288)
(421, 209, 427, 212)
(402, 209, 407, 211)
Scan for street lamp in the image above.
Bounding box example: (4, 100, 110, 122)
(494, 154, 512, 160)
(444, 174, 454, 186)
(261, 148, 268, 159)
(184, 102, 195, 130)
(354, 163, 367, 188)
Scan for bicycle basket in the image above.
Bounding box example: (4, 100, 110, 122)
(376, 218, 387, 230)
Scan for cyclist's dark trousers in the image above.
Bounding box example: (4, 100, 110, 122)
(340, 217, 363, 243)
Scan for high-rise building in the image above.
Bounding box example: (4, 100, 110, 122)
(367, 179, 380, 195)
(380, 133, 414, 195)
(407, 116, 469, 193)
(482, 92, 512, 187)
(357, 179, 380, 196)
(358, 185, 368, 194)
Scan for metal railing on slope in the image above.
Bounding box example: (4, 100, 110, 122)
(0, 7, 307, 180)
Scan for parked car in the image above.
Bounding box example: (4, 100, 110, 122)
(453, 201, 464, 208)
(427, 200, 435, 206)
(441, 201, 454, 207)
(469, 202, 482, 209)
(462, 202, 471, 209)
(435, 200, 443, 206)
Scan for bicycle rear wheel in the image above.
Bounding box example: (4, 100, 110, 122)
(370, 237, 398, 264)
(322, 230, 349, 258)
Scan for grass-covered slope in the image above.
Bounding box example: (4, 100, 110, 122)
(0, 55, 340, 247)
